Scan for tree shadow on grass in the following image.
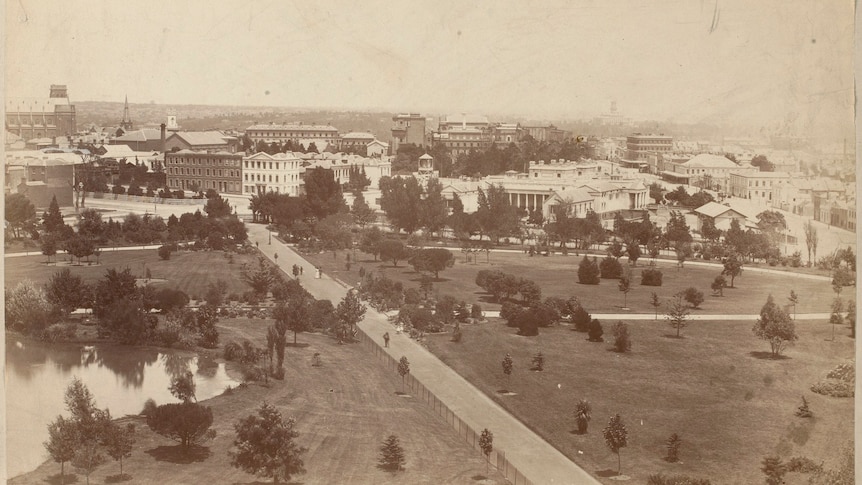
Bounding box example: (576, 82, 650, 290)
(105, 473, 132, 483)
(662, 334, 685, 339)
(285, 342, 310, 348)
(43, 473, 80, 485)
(749, 351, 790, 360)
(595, 469, 621, 478)
(144, 444, 211, 464)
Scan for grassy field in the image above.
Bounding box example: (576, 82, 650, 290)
(303, 248, 845, 314)
(11, 323, 506, 485)
(421, 316, 854, 484)
(4, 250, 260, 300)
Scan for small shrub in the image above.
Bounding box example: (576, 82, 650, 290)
(40, 323, 77, 342)
(641, 268, 663, 286)
(761, 456, 787, 485)
(224, 341, 244, 361)
(451, 327, 462, 342)
(646, 474, 712, 485)
(611, 321, 631, 352)
(500, 301, 524, 327)
(587, 319, 604, 342)
(158, 245, 172, 261)
(795, 396, 813, 417)
(682, 287, 704, 308)
(141, 398, 158, 416)
(810, 380, 854, 398)
(222, 385, 233, 396)
(242, 366, 266, 382)
(531, 352, 545, 371)
(786, 456, 823, 474)
(470, 303, 483, 320)
(599, 256, 623, 279)
(665, 433, 681, 462)
(571, 304, 591, 332)
(578, 256, 601, 285)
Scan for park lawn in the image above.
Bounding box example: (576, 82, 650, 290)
(423, 317, 854, 485)
(11, 327, 507, 485)
(302, 249, 844, 315)
(4, 249, 260, 301)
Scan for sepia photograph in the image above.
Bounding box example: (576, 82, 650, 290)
(2, 1, 857, 484)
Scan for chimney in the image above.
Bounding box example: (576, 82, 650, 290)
(160, 123, 166, 152)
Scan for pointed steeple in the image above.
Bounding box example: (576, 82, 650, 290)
(120, 94, 133, 130)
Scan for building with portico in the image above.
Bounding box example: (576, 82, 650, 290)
(241, 151, 303, 196)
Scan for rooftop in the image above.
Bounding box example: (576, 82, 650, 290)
(247, 123, 338, 132)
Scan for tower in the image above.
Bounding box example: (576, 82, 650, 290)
(120, 95, 134, 131)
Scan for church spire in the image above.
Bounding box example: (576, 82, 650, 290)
(120, 94, 133, 131)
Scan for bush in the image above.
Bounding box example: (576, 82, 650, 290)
(155, 322, 183, 347)
(786, 456, 823, 474)
(141, 398, 158, 416)
(500, 301, 524, 327)
(224, 341, 245, 361)
(641, 268, 663, 286)
(40, 323, 77, 342)
(470, 303, 483, 320)
(571, 303, 592, 332)
(611, 321, 631, 352)
(146, 402, 216, 447)
(646, 474, 712, 485)
(515, 311, 539, 336)
(112, 185, 126, 195)
(588, 319, 604, 342)
(810, 380, 854, 398)
(158, 245, 173, 260)
(599, 256, 623, 279)
(578, 256, 601, 285)
(682, 287, 704, 308)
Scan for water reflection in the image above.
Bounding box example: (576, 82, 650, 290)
(5, 340, 238, 478)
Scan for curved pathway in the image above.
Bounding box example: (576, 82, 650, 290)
(246, 223, 600, 485)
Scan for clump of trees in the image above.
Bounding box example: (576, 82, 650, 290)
(752, 295, 797, 358)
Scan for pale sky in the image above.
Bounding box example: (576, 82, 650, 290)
(4, 0, 855, 138)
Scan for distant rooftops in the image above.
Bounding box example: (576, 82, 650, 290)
(247, 123, 338, 132)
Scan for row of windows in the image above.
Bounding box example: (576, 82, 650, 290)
(166, 157, 240, 167)
(168, 167, 237, 178)
(249, 131, 336, 138)
(244, 173, 300, 183)
(244, 185, 296, 195)
(169, 178, 238, 192)
(243, 160, 300, 170)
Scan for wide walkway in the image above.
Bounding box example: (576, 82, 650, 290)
(483, 311, 831, 321)
(246, 223, 600, 485)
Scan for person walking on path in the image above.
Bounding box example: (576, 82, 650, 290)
(383, 332, 390, 348)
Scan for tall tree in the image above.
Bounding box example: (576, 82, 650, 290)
(752, 295, 797, 358)
(336, 291, 366, 339)
(231, 403, 308, 484)
(603, 414, 628, 475)
(45, 268, 91, 315)
(379, 176, 422, 233)
(397, 356, 410, 393)
(803, 220, 818, 265)
(722, 253, 744, 288)
(102, 422, 135, 477)
(204, 195, 233, 218)
(475, 184, 519, 244)
(351, 192, 376, 227)
(479, 429, 493, 475)
(419, 178, 449, 236)
(302, 168, 346, 220)
(408, 248, 454, 279)
(5, 193, 37, 239)
(44, 415, 78, 484)
(42, 195, 65, 234)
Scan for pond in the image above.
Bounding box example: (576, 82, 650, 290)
(5, 339, 239, 478)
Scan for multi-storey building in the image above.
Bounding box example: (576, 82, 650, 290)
(164, 131, 238, 153)
(241, 152, 303, 196)
(5, 85, 77, 140)
(728, 171, 791, 202)
(246, 123, 340, 148)
(661, 153, 746, 192)
(522, 125, 571, 143)
(165, 150, 243, 194)
(491, 123, 522, 146)
(625, 133, 673, 161)
(6, 157, 78, 207)
(339, 132, 376, 153)
(390, 113, 426, 153)
(301, 153, 392, 189)
(528, 159, 601, 180)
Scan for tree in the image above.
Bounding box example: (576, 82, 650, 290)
(378, 435, 406, 472)
(303, 168, 346, 220)
(419, 178, 449, 236)
(611, 321, 631, 352)
(711, 275, 727, 297)
(699, 216, 722, 242)
(92, 267, 139, 320)
(6, 193, 37, 239)
(379, 176, 422, 233)
(682, 287, 704, 309)
(45, 268, 91, 316)
(378, 239, 411, 267)
(102, 422, 135, 477)
(146, 402, 216, 448)
(721, 253, 743, 288)
(44, 415, 78, 484)
(274, 297, 311, 346)
(650, 292, 661, 320)
(475, 185, 519, 244)
(574, 399, 592, 434)
(761, 456, 787, 485)
(351, 192, 376, 227)
(665, 433, 681, 463)
(479, 429, 493, 475)
(336, 291, 366, 340)
(43, 195, 65, 234)
(204, 195, 232, 218)
(664, 211, 692, 247)
(795, 396, 813, 418)
(169, 371, 197, 403)
(578, 256, 601, 284)
(803, 220, 818, 265)
(666, 295, 691, 338)
(397, 356, 410, 393)
(6, 279, 58, 335)
(752, 295, 797, 358)
(829, 297, 844, 341)
(231, 403, 308, 484)
(408, 248, 455, 279)
(846, 300, 855, 338)
(241, 257, 278, 297)
(588, 318, 604, 342)
(603, 414, 628, 475)
(618, 276, 631, 308)
(501, 353, 513, 388)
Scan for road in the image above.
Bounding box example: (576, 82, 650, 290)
(245, 222, 601, 485)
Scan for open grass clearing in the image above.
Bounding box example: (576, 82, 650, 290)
(11, 323, 507, 485)
(5, 249, 260, 301)
(422, 316, 854, 484)
(303, 248, 845, 315)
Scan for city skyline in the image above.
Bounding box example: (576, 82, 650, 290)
(5, 1, 855, 141)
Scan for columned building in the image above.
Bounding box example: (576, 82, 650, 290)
(242, 152, 303, 196)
